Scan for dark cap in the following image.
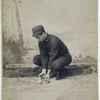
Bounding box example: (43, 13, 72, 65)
(32, 25, 45, 37)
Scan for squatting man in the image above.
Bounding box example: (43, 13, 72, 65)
(32, 25, 72, 83)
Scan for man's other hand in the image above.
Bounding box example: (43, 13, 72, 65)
(45, 69, 51, 83)
(39, 69, 46, 77)
(45, 73, 50, 83)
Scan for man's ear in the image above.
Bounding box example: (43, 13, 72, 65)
(42, 32, 47, 37)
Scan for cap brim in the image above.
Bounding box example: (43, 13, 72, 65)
(32, 32, 41, 37)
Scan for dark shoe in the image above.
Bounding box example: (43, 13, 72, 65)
(56, 67, 66, 80)
(56, 71, 61, 80)
(50, 72, 56, 78)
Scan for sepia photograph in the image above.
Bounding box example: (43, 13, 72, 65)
(2, 0, 98, 100)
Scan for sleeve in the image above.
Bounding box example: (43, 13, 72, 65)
(48, 40, 59, 69)
(38, 42, 48, 69)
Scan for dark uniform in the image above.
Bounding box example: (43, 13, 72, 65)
(33, 34, 72, 75)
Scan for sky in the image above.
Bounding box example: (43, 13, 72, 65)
(3, 0, 98, 58)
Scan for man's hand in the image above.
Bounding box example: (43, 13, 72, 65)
(38, 69, 51, 84)
(45, 73, 50, 83)
(38, 69, 46, 84)
(45, 69, 51, 83)
(39, 69, 46, 77)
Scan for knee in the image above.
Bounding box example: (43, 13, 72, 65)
(33, 55, 40, 65)
(52, 62, 61, 71)
(68, 55, 72, 64)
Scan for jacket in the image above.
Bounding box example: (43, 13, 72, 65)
(38, 34, 71, 69)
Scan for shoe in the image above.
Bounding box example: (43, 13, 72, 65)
(56, 67, 66, 80)
(50, 72, 56, 78)
(56, 71, 61, 80)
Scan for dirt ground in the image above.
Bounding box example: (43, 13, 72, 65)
(3, 73, 98, 100)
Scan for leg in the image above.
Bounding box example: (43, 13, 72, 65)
(51, 55, 72, 79)
(33, 55, 42, 66)
(33, 55, 42, 75)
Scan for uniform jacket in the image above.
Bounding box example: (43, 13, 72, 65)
(38, 34, 71, 69)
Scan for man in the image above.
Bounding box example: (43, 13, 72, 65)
(32, 25, 72, 83)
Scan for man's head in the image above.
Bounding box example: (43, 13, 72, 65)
(32, 25, 48, 41)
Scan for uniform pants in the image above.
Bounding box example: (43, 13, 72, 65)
(33, 54, 72, 74)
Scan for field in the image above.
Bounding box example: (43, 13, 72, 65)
(3, 64, 98, 100)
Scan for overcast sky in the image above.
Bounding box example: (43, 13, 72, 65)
(3, 0, 98, 58)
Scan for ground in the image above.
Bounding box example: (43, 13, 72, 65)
(3, 73, 98, 100)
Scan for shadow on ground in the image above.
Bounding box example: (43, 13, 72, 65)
(3, 64, 97, 78)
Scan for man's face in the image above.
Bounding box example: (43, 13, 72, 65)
(34, 32, 47, 42)
(35, 33, 42, 39)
